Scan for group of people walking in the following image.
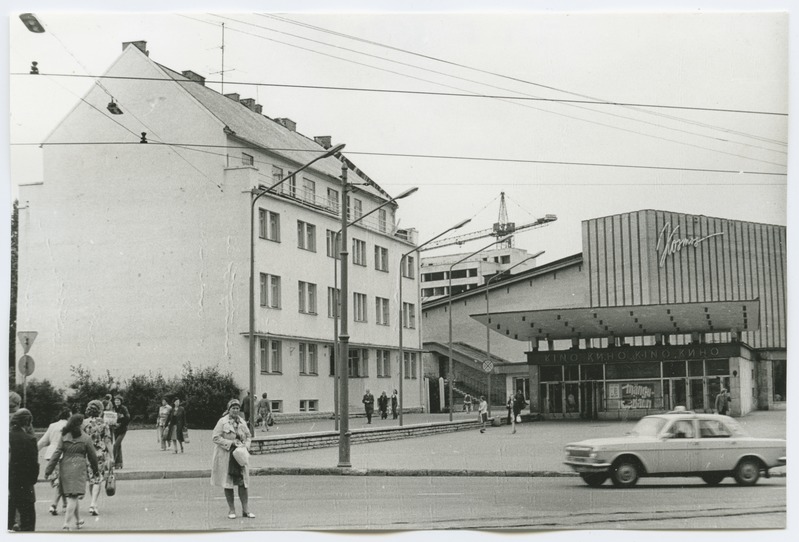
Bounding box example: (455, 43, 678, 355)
(361, 389, 399, 423)
(156, 397, 187, 452)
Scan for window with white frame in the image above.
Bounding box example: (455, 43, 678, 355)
(299, 343, 318, 375)
(327, 187, 339, 212)
(259, 338, 282, 373)
(402, 302, 416, 329)
(327, 287, 340, 318)
(270, 400, 283, 413)
(375, 297, 390, 326)
(298, 281, 317, 314)
(258, 209, 280, 242)
(272, 165, 283, 185)
(259, 274, 281, 308)
(302, 178, 316, 203)
(378, 209, 387, 233)
(376, 349, 391, 377)
(326, 229, 339, 259)
(348, 348, 369, 377)
(287, 173, 296, 197)
(353, 238, 366, 266)
(242, 152, 254, 166)
(402, 255, 416, 278)
(299, 399, 318, 412)
(297, 221, 316, 252)
(403, 351, 417, 379)
(374, 246, 389, 272)
(353, 198, 363, 219)
(354, 292, 367, 322)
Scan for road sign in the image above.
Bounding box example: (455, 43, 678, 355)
(18, 331, 38, 354)
(18, 355, 35, 377)
(482, 360, 494, 373)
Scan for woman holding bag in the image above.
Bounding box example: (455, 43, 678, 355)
(211, 399, 254, 519)
(82, 400, 113, 517)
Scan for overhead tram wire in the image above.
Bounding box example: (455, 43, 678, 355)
(188, 15, 787, 168)
(260, 13, 789, 149)
(13, 139, 786, 180)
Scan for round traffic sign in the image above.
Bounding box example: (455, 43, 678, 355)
(18, 355, 35, 377)
(482, 360, 494, 373)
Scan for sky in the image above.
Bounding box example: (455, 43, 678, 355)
(2, 2, 796, 542)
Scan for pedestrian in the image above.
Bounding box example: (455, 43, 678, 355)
(211, 399, 255, 519)
(377, 391, 389, 420)
(242, 391, 252, 424)
(463, 393, 472, 413)
(513, 391, 527, 421)
(165, 397, 187, 453)
(102, 394, 113, 412)
(256, 392, 271, 432)
(478, 396, 488, 433)
(112, 395, 130, 469)
(157, 397, 172, 450)
(9, 391, 21, 424)
(362, 389, 375, 424)
(45, 414, 100, 531)
(715, 388, 730, 415)
(37, 409, 71, 516)
(82, 399, 113, 517)
(391, 389, 399, 419)
(506, 394, 514, 425)
(8, 408, 39, 532)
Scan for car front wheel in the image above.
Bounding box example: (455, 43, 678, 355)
(701, 473, 725, 486)
(734, 459, 761, 486)
(580, 473, 608, 487)
(611, 460, 640, 488)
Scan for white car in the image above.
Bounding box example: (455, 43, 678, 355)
(564, 410, 786, 488)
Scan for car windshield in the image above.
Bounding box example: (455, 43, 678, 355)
(628, 416, 668, 437)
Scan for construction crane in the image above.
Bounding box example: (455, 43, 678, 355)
(420, 192, 556, 251)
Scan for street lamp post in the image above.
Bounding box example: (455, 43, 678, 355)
(397, 218, 471, 426)
(484, 251, 544, 417)
(337, 163, 352, 467)
(249, 143, 345, 433)
(447, 236, 511, 421)
(332, 186, 418, 430)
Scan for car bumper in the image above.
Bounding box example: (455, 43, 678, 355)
(777, 456, 786, 466)
(564, 460, 612, 473)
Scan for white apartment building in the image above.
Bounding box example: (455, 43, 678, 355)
(420, 247, 540, 300)
(15, 41, 424, 416)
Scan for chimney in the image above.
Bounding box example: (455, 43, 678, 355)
(314, 136, 332, 149)
(181, 70, 206, 85)
(239, 98, 262, 114)
(224, 93, 240, 102)
(275, 118, 297, 132)
(122, 41, 149, 56)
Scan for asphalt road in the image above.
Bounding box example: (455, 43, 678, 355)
(32, 475, 786, 531)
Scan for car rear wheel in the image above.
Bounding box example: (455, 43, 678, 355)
(701, 473, 725, 486)
(734, 459, 761, 486)
(611, 459, 640, 488)
(580, 473, 608, 487)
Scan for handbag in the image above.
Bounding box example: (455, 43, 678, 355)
(182, 427, 190, 444)
(232, 445, 250, 467)
(105, 469, 116, 497)
(515, 414, 522, 423)
(266, 412, 274, 427)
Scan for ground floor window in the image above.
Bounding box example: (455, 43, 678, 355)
(299, 399, 318, 412)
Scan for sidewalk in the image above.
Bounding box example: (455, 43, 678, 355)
(50, 408, 786, 480)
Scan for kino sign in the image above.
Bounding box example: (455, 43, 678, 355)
(656, 222, 724, 268)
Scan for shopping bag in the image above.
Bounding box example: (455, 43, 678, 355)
(182, 427, 190, 444)
(515, 415, 522, 423)
(232, 445, 250, 467)
(266, 412, 274, 427)
(105, 470, 116, 497)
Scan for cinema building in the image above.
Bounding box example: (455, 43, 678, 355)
(422, 210, 786, 418)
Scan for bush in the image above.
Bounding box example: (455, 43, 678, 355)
(14, 378, 68, 427)
(168, 363, 242, 429)
(67, 366, 120, 416)
(124, 372, 172, 425)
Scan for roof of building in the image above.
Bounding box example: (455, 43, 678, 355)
(470, 299, 760, 342)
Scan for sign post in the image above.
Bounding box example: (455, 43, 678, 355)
(17, 332, 38, 407)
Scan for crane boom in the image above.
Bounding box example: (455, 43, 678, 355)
(420, 213, 557, 251)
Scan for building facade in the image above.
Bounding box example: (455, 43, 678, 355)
(423, 210, 786, 419)
(16, 41, 424, 415)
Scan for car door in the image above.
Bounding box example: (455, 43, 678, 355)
(695, 418, 737, 471)
(656, 418, 699, 473)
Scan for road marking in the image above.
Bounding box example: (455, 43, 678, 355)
(416, 493, 464, 496)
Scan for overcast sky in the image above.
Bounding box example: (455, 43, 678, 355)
(2, 2, 796, 541)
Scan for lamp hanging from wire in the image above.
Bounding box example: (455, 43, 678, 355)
(107, 99, 123, 115)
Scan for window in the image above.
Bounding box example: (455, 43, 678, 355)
(299, 400, 318, 412)
(378, 208, 387, 233)
(258, 209, 280, 242)
(259, 339, 282, 373)
(374, 246, 389, 272)
(353, 238, 366, 266)
(402, 302, 416, 329)
(242, 152, 254, 166)
(353, 198, 363, 219)
(297, 221, 316, 251)
(298, 281, 317, 314)
(287, 173, 296, 197)
(402, 255, 415, 279)
(403, 352, 418, 379)
(327, 287, 340, 318)
(299, 343, 318, 375)
(354, 292, 368, 322)
(348, 348, 369, 377)
(327, 188, 339, 212)
(259, 274, 281, 308)
(272, 165, 283, 184)
(375, 297, 390, 326)
(500, 255, 511, 264)
(270, 400, 283, 413)
(699, 419, 732, 438)
(326, 230, 340, 259)
(302, 178, 316, 203)
(376, 349, 391, 377)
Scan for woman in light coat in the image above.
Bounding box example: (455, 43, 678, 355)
(211, 398, 254, 519)
(45, 414, 100, 531)
(37, 409, 71, 516)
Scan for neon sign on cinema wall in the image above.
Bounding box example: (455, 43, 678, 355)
(656, 222, 724, 268)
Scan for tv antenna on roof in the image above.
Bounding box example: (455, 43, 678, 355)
(210, 22, 236, 94)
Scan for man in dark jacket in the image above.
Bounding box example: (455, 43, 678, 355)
(362, 390, 375, 424)
(112, 395, 131, 469)
(8, 409, 39, 531)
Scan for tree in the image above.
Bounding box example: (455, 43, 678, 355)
(169, 363, 241, 429)
(14, 378, 68, 427)
(67, 366, 120, 415)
